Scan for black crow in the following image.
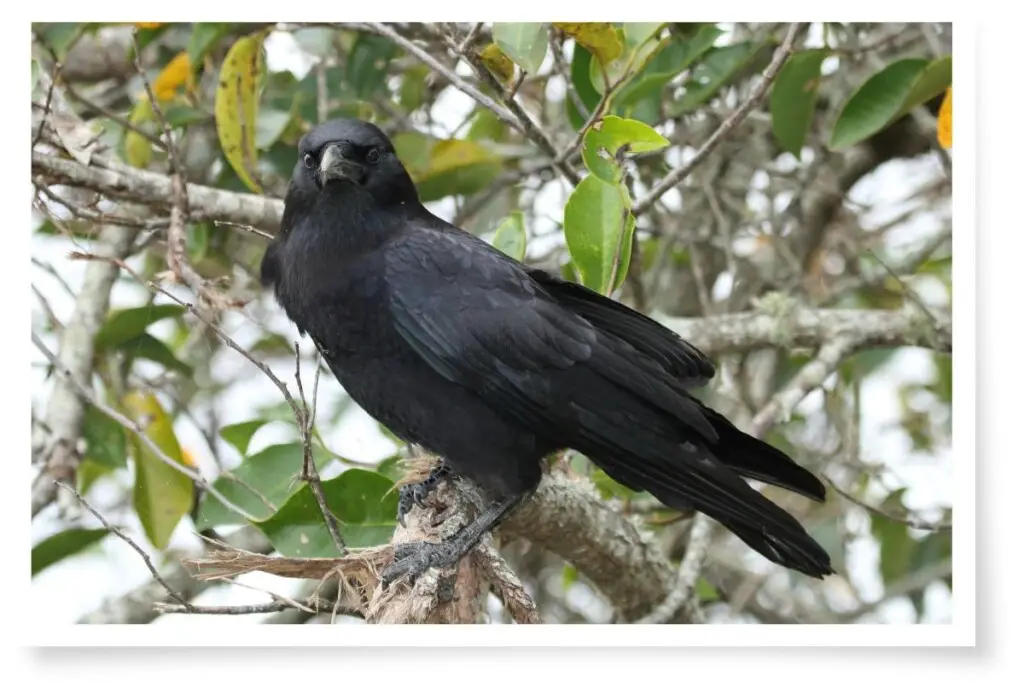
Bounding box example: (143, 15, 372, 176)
(260, 118, 834, 586)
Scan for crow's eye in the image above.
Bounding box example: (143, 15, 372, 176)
(366, 148, 381, 164)
(303, 153, 315, 169)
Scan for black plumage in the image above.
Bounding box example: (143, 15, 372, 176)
(260, 118, 834, 584)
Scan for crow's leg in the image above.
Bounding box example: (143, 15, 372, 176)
(382, 492, 526, 588)
(397, 461, 454, 527)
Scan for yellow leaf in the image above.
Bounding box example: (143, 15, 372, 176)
(554, 23, 623, 64)
(181, 448, 196, 468)
(135, 22, 163, 29)
(479, 43, 515, 85)
(214, 31, 268, 194)
(152, 51, 194, 102)
(937, 86, 952, 149)
(122, 391, 194, 550)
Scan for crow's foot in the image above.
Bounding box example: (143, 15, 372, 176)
(397, 462, 453, 527)
(380, 540, 460, 588)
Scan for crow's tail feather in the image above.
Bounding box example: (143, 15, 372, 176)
(699, 405, 827, 502)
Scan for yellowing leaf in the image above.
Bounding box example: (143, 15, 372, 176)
(555, 23, 623, 65)
(479, 43, 515, 85)
(393, 133, 503, 202)
(135, 22, 163, 29)
(214, 31, 267, 194)
(124, 97, 154, 168)
(152, 51, 194, 102)
(937, 86, 952, 149)
(123, 391, 194, 550)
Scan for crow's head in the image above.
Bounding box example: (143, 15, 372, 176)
(292, 118, 418, 206)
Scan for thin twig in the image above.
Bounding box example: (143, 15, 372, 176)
(751, 335, 856, 438)
(212, 219, 275, 242)
(355, 22, 519, 131)
(295, 345, 347, 556)
(636, 514, 712, 624)
(35, 333, 255, 520)
(54, 482, 195, 612)
(63, 81, 167, 149)
(33, 61, 62, 150)
(823, 475, 952, 532)
(132, 30, 219, 308)
(633, 23, 806, 216)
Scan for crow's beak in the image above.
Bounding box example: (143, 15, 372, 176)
(319, 142, 364, 186)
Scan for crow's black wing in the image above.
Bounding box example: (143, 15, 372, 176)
(383, 225, 595, 433)
(526, 268, 716, 387)
(383, 223, 717, 436)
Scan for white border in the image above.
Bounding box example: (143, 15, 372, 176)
(13, 1, 991, 669)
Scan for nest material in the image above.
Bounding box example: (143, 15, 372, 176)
(181, 452, 538, 624)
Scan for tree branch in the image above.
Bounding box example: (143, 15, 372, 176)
(657, 302, 951, 357)
(632, 23, 805, 216)
(31, 151, 284, 234)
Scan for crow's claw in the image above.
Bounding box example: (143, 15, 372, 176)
(396, 462, 453, 528)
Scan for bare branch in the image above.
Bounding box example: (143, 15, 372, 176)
(633, 23, 806, 216)
(636, 513, 713, 624)
(823, 475, 953, 532)
(751, 336, 857, 437)
(55, 482, 194, 612)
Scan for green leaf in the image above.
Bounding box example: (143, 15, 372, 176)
(591, 469, 640, 500)
(125, 333, 192, 377)
(466, 108, 509, 143)
(492, 23, 548, 75)
(695, 576, 719, 601)
(830, 57, 952, 150)
(188, 23, 232, 67)
(123, 97, 155, 169)
(672, 41, 764, 114)
(95, 304, 185, 349)
(254, 468, 400, 557)
(581, 115, 669, 184)
(870, 488, 915, 586)
(255, 108, 293, 150)
(214, 30, 268, 193)
(76, 457, 112, 495)
(31, 58, 41, 97)
(164, 105, 211, 129)
(555, 23, 623, 65)
(615, 25, 723, 112)
(219, 419, 269, 457)
(32, 527, 110, 577)
(566, 43, 604, 129)
(564, 175, 635, 295)
(40, 23, 84, 60)
(376, 454, 407, 482)
(588, 33, 663, 94)
(195, 441, 335, 528)
(392, 133, 503, 203)
(623, 23, 664, 52)
(399, 64, 430, 111)
(123, 391, 194, 550)
(561, 563, 578, 592)
(186, 221, 210, 262)
(492, 211, 527, 262)
(345, 33, 397, 99)
(82, 404, 127, 469)
(770, 49, 831, 156)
